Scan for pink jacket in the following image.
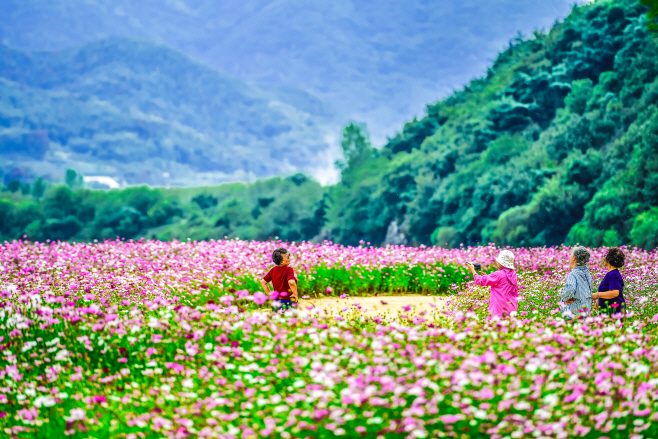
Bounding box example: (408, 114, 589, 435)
(473, 268, 519, 317)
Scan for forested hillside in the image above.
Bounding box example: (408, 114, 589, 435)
(325, 0, 658, 249)
(0, 39, 338, 186)
(0, 173, 325, 243)
(2, 0, 658, 249)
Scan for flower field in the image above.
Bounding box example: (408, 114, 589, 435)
(1, 238, 658, 438)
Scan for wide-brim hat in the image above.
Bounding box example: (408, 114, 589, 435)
(495, 250, 515, 269)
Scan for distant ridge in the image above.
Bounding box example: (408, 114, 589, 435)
(0, 38, 339, 186)
(0, 0, 578, 144)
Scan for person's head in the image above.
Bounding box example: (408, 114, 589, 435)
(495, 250, 515, 270)
(570, 246, 591, 267)
(272, 248, 290, 266)
(604, 247, 625, 269)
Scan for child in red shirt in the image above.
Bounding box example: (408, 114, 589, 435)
(260, 248, 298, 312)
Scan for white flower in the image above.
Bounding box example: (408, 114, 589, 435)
(33, 396, 56, 407)
(182, 378, 194, 388)
(66, 408, 86, 421)
(543, 394, 558, 406)
(22, 341, 37, 352)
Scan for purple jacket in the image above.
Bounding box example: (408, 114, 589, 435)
(474, 268, 519, 317)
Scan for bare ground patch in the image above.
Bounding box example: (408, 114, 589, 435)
(298, 295, 448, 317)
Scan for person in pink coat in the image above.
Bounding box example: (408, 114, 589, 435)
(466, 250, 519, 317)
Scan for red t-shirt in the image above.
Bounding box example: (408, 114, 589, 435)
(263, 266, 297, 299)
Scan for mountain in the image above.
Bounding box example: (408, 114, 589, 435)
(0, 0, 578, 144)
(0, 38, 339, 186)
(324, 0, 658, 249)
(3, 0, 658, 250)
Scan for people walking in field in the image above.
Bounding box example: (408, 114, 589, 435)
(560, 246, 593, 319)
(466, 250, 518, 318)
(260, 247, 299, 312)
(591, 247, 626, 317)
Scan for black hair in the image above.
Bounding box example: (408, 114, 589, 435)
(272, 248, 288, 265)
(605, 247, 625, 268)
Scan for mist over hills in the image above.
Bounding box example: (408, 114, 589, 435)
(1, 0, 578, 144)
(0, 38, 339, 186)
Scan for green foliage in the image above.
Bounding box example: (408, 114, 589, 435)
(6, 179, 20, 193)
(630, 206, 658, 249)
(335, 122, 377, 183)
(320, 0, 658, 249)
(641, 0, 658, 34)
(65, 169, 84, 189)
(224, 263, 470, 297)
(0, 175, 325, 243)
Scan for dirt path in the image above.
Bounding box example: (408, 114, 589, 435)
(299, 295, 448, 317)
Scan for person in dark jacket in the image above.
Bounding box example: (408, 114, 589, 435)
(591, 247, 625, 317)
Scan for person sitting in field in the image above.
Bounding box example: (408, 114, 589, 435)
(466, 250, 518, 318)
(591, 247, 626, 317)
(259, 247, 298, 312)
(560, 246, 593, 320)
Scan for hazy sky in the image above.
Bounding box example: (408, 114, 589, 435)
(2, 0, 585, 145)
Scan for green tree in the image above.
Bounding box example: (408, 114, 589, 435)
(630, 206, 658, 249)
(7, 179, 21, 193)
(32, 177, 46, 200)
(65, 169, 84, 189)
(335, 122, 376, 183)
(641, 0, 658, 34)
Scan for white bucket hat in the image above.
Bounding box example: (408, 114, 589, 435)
(495, 250, 515, 269)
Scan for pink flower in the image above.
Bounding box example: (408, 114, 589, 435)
(118, 357, 128, 363)
(439, 414, 463, 424)
(634, 408, 652, 416)
(17, 407, 38, 421)
(185, 341, 199, 357)
(252, 292, 268, 305)
(165, 362, 185, 373)
(478, 388, 495, 399)
(146, 347, 157, 357)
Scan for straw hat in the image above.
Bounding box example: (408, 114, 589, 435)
(495, 250, 515, 269)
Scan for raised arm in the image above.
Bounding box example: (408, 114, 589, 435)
(472, 271, 501, 287)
